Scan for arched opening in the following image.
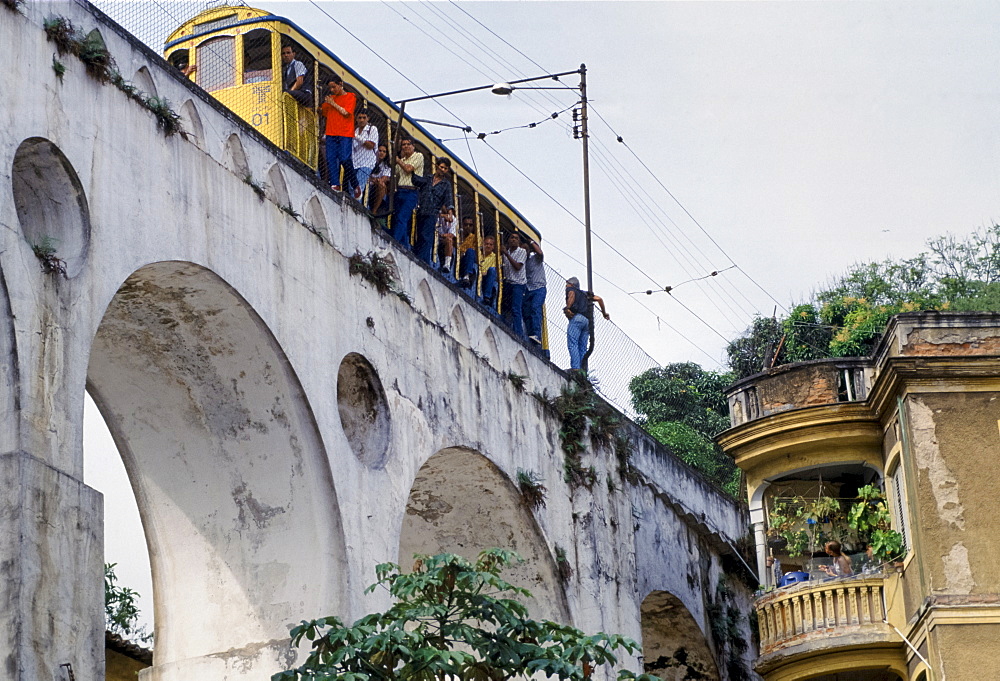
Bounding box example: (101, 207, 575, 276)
(416, 280, 437, 319)
(12, 137, 90, 277)
(480, 327, 500, 366)
(801, 672, 903, 681)
(399, 448, 570, 622)
(133, 66, 157, 97)
(640, 590, 719, 680)
(222, 133, 249, 177)
(449, 305, 470, 346)
(303, 194, 328, 242)
(266, 163, 290, 207)
(87, 261, 346, 679)
(179, 100, 204, 149)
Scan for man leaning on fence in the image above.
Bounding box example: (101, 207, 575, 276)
(564, 277, 609, 371)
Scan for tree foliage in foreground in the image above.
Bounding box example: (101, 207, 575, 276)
(629, 363, 740, 497)
(728, 223, 1000, 379)
(273, 550, 658, 681)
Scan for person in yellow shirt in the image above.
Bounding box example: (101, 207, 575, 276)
(479, 235, 499, 309)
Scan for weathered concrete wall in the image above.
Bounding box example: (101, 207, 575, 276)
(0, 3, 750, 680)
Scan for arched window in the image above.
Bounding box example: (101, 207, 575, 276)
(196, 36, 235, 92)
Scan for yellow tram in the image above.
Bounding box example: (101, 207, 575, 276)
(163, 6, 544, 248)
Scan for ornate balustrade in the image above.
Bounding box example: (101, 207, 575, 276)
(756, 575, 892, 656)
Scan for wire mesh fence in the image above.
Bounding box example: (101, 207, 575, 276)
(85, 0, 664, 419)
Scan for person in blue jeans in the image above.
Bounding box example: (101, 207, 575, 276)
(501, 232, 527, 336)
(521, 237, 546, 345)
(564, 276, 610, 370)
(391, 138, 424, 246)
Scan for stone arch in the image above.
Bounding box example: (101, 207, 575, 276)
(133, 66, 157, 97)
(11, 137, 90, 277)
(479, 327, 500, 366)
(416, 280, 436, 319)
(640, 590, 719, 680)
(399, 447, 571, 623)
(266, 163, 290, 208)
(222, 133, 250, 177)
(449, 305, 470, 346)
(512, 351, 529, 380)
(303, 194, 329, 242)
(87, 261, 347, 679)
(179, 99, 204, 149)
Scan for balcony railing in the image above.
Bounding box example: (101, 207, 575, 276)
(756, 575, 890, 656)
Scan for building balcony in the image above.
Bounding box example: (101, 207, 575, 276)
(754, 574, 905, 676)
(727, 358, 873, 429)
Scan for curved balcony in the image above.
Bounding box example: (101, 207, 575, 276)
(754, 574, 903, 675)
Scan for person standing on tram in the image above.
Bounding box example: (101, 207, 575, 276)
(281, 45, 312, 106)
(391, 138, 424, 246)
(320, 75, 357, 193)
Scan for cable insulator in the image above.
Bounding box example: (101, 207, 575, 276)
(464, 126, 473, 133)
(529, 123, 536, 128)
(645, 290, 653, 296)
(572, 109, 580, 122)
(477, 132, 486, 139)
(617, 136, 624, 143)
(711, 271, 718, 276)
(551, 112, 559, 119)
(664, 286, 673, 294)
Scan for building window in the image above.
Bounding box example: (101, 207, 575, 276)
(887, 459, 911, 553)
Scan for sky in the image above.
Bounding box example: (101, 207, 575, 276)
(84, 0, 1000, 638)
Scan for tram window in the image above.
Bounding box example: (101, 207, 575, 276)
(242, 29, 272, 84)
(196, 36, 235, 92)
(167, 49, 190, 73)
(480, 199, 497, 240)
(194, 14, 237, 34)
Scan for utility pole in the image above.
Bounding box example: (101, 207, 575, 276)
(578, 64, 595, 373)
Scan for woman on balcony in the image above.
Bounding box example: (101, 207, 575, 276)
(818, 541, 853, 577)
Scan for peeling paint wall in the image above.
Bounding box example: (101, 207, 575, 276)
(908, 393, 1000, 596)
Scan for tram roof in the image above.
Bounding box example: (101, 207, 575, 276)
(165, 7, 545, 240)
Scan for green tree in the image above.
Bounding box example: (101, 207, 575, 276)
(273, 550, 658, 681)
(629, 364, 740, 496)
(725, 316, 783, 380)
(628, 363, 732, 436)
(105, 562, 152, 644)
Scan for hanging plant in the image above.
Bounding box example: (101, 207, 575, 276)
(847, 485, 904, 562)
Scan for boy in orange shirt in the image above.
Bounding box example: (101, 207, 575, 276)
(320, 75, 357, 193)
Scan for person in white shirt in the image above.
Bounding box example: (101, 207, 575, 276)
(351, 109, 379, 200)
(501, 232, 528, 336)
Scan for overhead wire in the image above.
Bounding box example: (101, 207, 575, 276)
(588, 103, 788, 314)
(586, 141, 749, 326)
(478, 138, 739, 346)
(586, 134, 755, 319)
(422, 2, 764, 328)
(585, 144, 746, 329)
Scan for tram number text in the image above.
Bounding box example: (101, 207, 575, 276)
(251, 113, 270, 127)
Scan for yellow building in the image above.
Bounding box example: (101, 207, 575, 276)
(717, 311, 1000, 681)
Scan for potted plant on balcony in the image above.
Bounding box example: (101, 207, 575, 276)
(847, 484, 904, 563)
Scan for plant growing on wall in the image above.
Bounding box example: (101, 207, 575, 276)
(273, 549, 658, 681)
